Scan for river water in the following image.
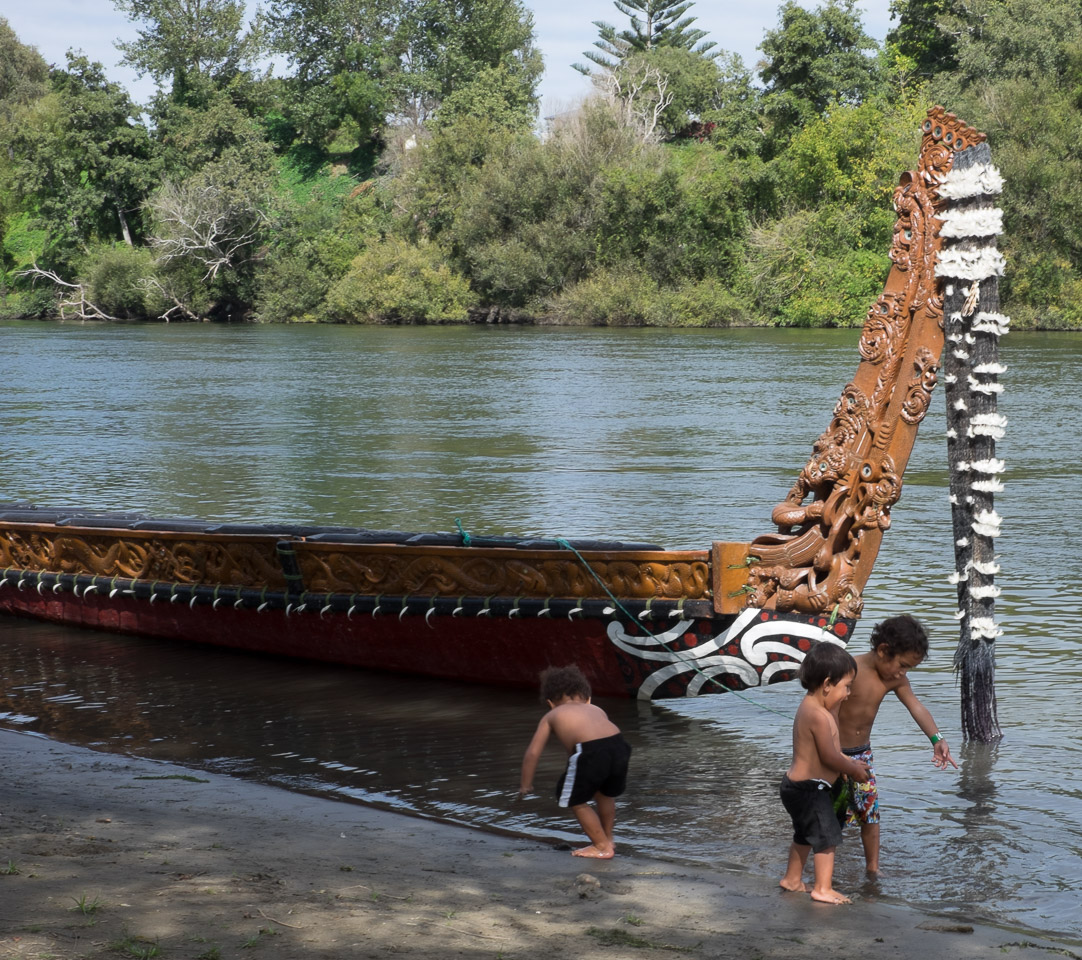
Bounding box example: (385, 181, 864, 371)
(1, 320, 1079, 941)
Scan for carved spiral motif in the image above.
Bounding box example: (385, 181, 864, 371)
(747, 107, 973, 617)
(901, 347, 940, 424)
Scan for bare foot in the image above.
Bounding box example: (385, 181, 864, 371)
(778, 878, 808, 893)
(572, 844, 614, 859)
(810, 888, 852, 905)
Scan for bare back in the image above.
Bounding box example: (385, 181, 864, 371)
(543, 700, 620, 752)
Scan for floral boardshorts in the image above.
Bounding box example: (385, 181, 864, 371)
(837, 744, 880, 826)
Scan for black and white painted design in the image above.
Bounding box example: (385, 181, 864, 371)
(936, 142, 1007, 741)
(607, 608, 848, 699)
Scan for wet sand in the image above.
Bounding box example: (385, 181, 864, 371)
(0, 729, 1070, 960)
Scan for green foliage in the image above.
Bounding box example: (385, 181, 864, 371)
(115, 0, 263, 97)
(326, 238, 475, 323)
(400, 0, 543, 112)
(944, 0, 1082, 90)
(699, 53, 762, 157)
(615, 46, 722, 137)
(594, 141, 752, 285)
(265, 0, 397, 149)
(0, 16, 49, 123)
(434, 63, 538, 130)
(5, 54, 158, 267)
(78, 243, 157, 318)
(667, 278, 750, 326)
(746, 205, 890, 327)
(543, 268, 670, 325)
(758, 0, 883, 155)
(4, 0, 1082, 328)
(394, 115, 525, 241)
(255, 170, 393, 322)
(441, 104, 640, 304)
(773, 95, 932, 212)
(886, 0, 957, 79)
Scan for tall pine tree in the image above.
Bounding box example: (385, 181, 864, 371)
(575, 0, 716, 75)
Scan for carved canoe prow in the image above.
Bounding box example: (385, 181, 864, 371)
(738, 109, 991, 622)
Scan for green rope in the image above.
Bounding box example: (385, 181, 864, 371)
(454, 517, 471, 546)
(553, 538, 793, 719)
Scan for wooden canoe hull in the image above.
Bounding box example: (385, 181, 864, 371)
(0, 524, 852, 698)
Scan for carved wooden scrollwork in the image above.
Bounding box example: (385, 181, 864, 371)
(297, 546, 712, 601)
(744, 109, 981, 618)
(0, 528, 285, 589)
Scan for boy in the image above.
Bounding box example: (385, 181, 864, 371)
(518, 664, 632, 859)
(779, 641, 870, 905)
(836, 614, 958, 877)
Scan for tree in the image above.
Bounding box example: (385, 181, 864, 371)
(610, 46, 722, 139)
(700, 53, 763, 157)
(265, 0, 402, 148)
(758, 0, 883, 154)
(395, 0, 542, 126)
(6, 54, 158, 263)
(886, 0, 957, 78)
(0, 20, 51, 300)
(433, 63, 538, 130)
(939, 0, 1082, 89)
(576, 0, 716, 75)
(0, 17, 49, 124)
(115, 0, 264, 101)
(145, 91, 277, 318)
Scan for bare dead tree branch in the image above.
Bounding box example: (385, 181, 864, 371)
(147, 180, 268, 281)
(17, 264, 121, 322)
(600, 63, 674, 143)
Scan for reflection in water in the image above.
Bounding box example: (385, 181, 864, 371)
(940, 743, 1010, 915)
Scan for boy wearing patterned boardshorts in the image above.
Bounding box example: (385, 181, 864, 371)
(518, 665, 632, 859)
(836, 614, 958, 877)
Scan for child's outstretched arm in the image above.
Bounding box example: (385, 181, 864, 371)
(518, 716, 553, 796)
(896, 682, 959, 770)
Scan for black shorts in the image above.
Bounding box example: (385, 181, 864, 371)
(779, 774, 843, 853)
(556, 733, 631, 808)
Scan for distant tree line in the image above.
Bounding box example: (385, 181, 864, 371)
(1, 0, 1080, 328)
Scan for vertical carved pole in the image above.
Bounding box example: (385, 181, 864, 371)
(936, 142, 1007, 742)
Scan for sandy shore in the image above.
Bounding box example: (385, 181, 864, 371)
(0, 728, 1071, 960)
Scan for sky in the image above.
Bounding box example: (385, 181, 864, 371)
(2, 0, 894, 117)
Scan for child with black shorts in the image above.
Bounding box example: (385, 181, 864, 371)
(518, 664, 631, 859)
(779, 642, 870, 904)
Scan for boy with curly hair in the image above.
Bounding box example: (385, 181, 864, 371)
(836, 614, 958, 877)
(518, 664, 632, 859)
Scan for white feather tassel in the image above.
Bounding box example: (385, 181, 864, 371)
(937, 163, 1005, 199)
(937, 206, 1004, 238)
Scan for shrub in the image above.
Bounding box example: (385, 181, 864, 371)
(667, 279, 751, 327)
(325, 238, 475, 323)
(78, 244, 156, 319)
(540, 269, 671, 326)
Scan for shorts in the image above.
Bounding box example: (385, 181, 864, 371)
(839, 744, 879, 826)
(556, 733, 631, 808)
(779, 774, 843, 853)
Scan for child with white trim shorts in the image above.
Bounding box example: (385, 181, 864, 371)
(518, 664, 632, 859)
